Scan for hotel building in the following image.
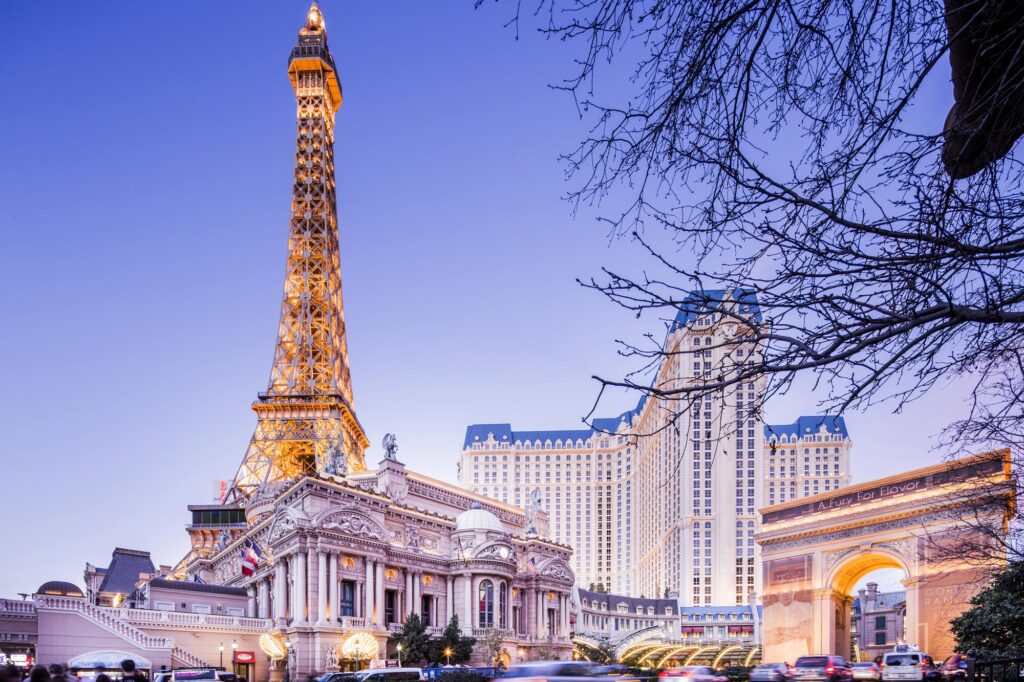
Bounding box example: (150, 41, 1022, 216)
(459, 291, 853, 606)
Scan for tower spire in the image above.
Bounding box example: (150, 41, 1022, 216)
(228, 4, 368, 502)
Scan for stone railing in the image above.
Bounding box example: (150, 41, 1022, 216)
(340, 616, 367, 629)
(472, 627, 515, 638)
(119, 608, 269, 631)
(0, 599, 35, 615)
(387, 622, 404, 634)
(172, 644, 211, 669)
(426, 626, 444, 637)
(34, 596, 174, 649)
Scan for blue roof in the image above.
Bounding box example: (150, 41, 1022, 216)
(463, 410, 641, 449)
(669, 289, 762, 331)
(764, 415, 849, 439)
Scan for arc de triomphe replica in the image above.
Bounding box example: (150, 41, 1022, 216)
(758, 451, 1012, 661)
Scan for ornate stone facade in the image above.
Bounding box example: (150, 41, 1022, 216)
(758, 452, 1012, 662)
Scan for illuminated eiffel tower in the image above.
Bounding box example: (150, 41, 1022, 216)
(228, 2, 368, 502)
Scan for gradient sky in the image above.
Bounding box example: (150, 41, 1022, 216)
(0, 2, 965, 596)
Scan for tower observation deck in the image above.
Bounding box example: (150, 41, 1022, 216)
(228, 2, 369, 502)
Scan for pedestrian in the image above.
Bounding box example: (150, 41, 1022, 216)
(119, 661, 144, 682)
(28, 667, 50, 682)
(1, 665, 20, 682)
(95, 674, 111, 682)
(47, 666, 65, 682)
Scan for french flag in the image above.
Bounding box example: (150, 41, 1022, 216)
(240, 539, 264, 576)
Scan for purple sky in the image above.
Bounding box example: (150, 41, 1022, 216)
(0, 2, 962, 596)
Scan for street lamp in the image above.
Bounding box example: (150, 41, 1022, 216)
(397, 644, 403, 667)
(444, 648, 452, 666)
(219, 643, 225, 668)
(231, 641, 237, 672)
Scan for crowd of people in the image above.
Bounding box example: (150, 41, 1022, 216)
(1, 659, 148, 682)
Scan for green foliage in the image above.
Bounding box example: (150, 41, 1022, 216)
(480, 628, 508, 666)
(951, 561, 1024, 659)
(390, 613, 432, 665)
(426, 615, 476, 664)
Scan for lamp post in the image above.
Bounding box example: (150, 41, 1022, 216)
(231, 640, 237, 672)
(219, 643, 225, 668)
(397, 644, 403, 667)
(444, 648, 452, 666)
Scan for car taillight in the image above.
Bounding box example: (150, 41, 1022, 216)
(659, 673, 668, 679)
(825, 667, 835, 675)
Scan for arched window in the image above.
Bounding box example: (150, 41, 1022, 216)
(499, 582, 508, 628)
(478, 579, 495, 628)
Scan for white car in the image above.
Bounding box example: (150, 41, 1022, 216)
(882, 651, 933, 682)
(659, 666, 728, 682)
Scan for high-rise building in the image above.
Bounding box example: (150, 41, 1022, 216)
(459, 290, 853, 605)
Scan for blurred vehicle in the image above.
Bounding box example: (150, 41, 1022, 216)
(503, 661, 611, 682)
(321, 669, 423, 682)
(751, 664, 790, 682)
(851, 664, 881, 681)
(793, 656, 852, 682)
(937, 656, 967, 681)
(658, 666, 728, 682)
(882, 650, 935, 682)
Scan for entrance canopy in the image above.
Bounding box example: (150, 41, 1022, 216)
(68, 651, 153, 670)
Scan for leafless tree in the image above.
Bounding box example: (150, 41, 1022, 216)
(479, 0, 1024, 553)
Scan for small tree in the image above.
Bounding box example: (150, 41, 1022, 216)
(390, 613, 431, 666)
(481, 628, 507, 666)
(951, 561, 1024, 659)
(428, 615, 476, 664)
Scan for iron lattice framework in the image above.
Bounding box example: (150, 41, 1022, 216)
(229, 3, 368, 502)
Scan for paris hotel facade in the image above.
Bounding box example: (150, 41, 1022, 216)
(459, 291, 853, 607)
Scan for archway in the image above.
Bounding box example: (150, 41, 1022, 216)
(829, 554, 910, 662)
(759, 452, 1011, 662)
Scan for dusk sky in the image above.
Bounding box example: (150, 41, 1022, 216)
(0, 2, 966, 595)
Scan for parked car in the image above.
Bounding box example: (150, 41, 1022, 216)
(751, 664, 790, 682)
(938, 656, 968, 681)
(658, 667, 728, 682)
(792, 656, 852, 682)
(503, 661, 610, 682)
(852, 664, 881, 681)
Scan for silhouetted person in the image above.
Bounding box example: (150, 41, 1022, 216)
(95, 674, 112, 682)
(119, 661, 144, 682)
(0, 665, 21, 682)
(28, 667, 50, 682)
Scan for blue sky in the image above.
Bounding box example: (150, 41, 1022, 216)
(0, 2, 961, 595)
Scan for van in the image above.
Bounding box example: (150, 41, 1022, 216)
(882, 650, 935, 681)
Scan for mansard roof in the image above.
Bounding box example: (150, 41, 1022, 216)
(148, 578, 247, 597)
(764, 415, 849, 439)
(668, 288, 762, 331)
(97, 548, 155, 596)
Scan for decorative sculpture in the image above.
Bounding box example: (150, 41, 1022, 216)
(524, 488, 542, 536)
(382, 433, 398, 460)
(323, 440, 348, 477)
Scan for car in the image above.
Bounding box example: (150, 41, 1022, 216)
(938, 656, 968, 681)
(881, 651, 935, 682)
(503, 661, 610, 682)
(322, 669, 424, 682)
(751, 664, 791, 682)
(658, 666, 728, 682)
(792, 656, 852, 682)
(852, 664, 881, 681)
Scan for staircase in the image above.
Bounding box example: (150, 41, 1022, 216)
(34, 596, 213, 667)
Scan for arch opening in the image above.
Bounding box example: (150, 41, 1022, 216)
(830, 554, 909, 663)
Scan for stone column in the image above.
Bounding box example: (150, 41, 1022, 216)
(504, 584, 512, 633)
(463, 574, 473, 633)
(330, 553, 340, 624)
(355, 580, 362, 618)
(412, 572, 421, 617)
(317, 551, 329, 625)
(294, 550, 308, 624)
(246, 585, 256, 618)
(902, 576, 922, 650)
(375, 561, 385, 627)
(562, 594, 569, 636)
(365, 559, 375, 625)
(274, 560, 287, 621)
(405, 570, 413, 619)
(536, 590, 545, 637)
(446, 576, 454, 624)
(257, 578, 269, 619)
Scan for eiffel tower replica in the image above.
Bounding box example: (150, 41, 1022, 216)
(227, 2, 368, 504)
